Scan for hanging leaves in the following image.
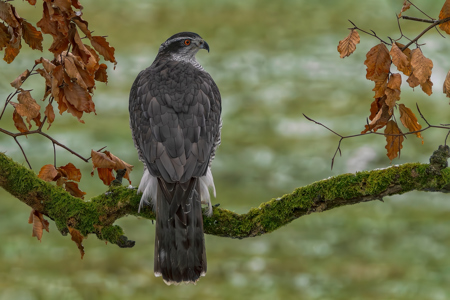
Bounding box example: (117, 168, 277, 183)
(439, 0, 450, 34)
(390, 42, 412, 76)
(384, 120, 404, 161)
(68, 227, 85, 259)
(91, 150, 134, 186)
(28, 209, 50, 242)
(337, 29, 360, 58)
(399, 104, 423, 141)
(398, 0, 412, 17)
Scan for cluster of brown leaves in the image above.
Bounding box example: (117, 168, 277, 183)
(336, 1, 450, 160)
(0, 1, 43, 63)
(38, 162, 86, 198)
(3, 0, 116, 131)
(91, 150, 134, 186)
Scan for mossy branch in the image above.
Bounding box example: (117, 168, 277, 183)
(1, 150, 450, 247)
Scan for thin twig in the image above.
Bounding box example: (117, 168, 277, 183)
(13, 137, 31, 169)
(401, 17, 450, 51)
(406, 0, 435, 20)
(401, 16, 435, 23)
(348, 20, 390, 45)
(304, 104, 450, 169)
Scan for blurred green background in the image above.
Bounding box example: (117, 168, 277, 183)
(1, 0, 450, 299)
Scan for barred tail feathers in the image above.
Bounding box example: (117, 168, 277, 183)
(154, 178, 207, 285)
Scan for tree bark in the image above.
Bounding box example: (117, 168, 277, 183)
(1, 151, 450, 247)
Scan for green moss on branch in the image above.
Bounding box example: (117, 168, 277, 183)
(1, 152, 450, 245)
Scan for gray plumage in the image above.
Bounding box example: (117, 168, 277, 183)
(129, 32, 222, 285)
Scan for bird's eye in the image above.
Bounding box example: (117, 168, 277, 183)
(184, 39, 191, 46)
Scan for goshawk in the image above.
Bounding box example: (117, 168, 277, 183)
(129, 32, 222, 285)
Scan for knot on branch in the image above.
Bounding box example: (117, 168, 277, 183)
(428, 145, 450, 174)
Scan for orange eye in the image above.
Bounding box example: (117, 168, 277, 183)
(184, 39, 191, 45)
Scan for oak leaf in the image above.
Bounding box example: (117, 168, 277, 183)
(38, 164, 59, 182)
(28, 209, 49, 242)
(365, 43, 391, 81)
(10, 69, 30, 89)
(398, 0, 412, 17)
(439, 0, 450, 34)
(384, 120, 404, 161)
(22, 20, 43, 51)
(337, 29, 360, 58)
(399, 103, 422, 140)
(68, 227, 85, 259)
(390, 42, 411, 76)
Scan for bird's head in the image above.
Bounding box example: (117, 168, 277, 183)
(158, 32, 209, 60)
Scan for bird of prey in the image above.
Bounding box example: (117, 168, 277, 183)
(129, 32, 222, 285)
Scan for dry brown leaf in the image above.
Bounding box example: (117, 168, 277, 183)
(407, 72, 420, 88)
(0, 1, 21, 28)
(0, 22, 10, 50)
(71, 0, 83, 9)
(410, 48, 433, 85)
(22, 20, 43, 51)
(399, 103, 422, 140)
(91, 150, 116, 169)
(12, 91, 41, 129)
(439, 0, 450, 34)
(72, 16, 91, 39)
(12, 110, 28, 133)
(68, 227, 85, 259)
(90, 36, 116, 65)
(28, 209, 49, 242)
(68, 24, 91, 64)
(337, 29, 360, 58)
(369, 97, 383, 121)
(58, 163, 81, 182)
(38, 164, 58, 181)
(105, 151, 134, 184)
(65, 181, 86, 199)
(44, 102, 55, 129)
(364, 43, 391, 82)
(385, 73, 402, 108)
(26, 0, 37, 5)
(63, 80, 95, 113)
(10, 69, 30, 89)
(390, 42, 411, 76)
(421, 78, 433, 96)
(372, 75, 388, 98)
(96, 168, 115, 185)
(385, 120, 404, 161)
(362, 100, 392, 133)
(398, 0, 412, 17)
(4, 42, 21, 64)
(443, 70, 450, 98)
(64, 56, 87, 89)
(35, 57, 56, 73)
(95, 63, 108, 83)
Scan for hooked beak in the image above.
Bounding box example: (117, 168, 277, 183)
(200, 40, 210, 52)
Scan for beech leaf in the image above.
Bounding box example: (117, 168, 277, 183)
(337, 29, 360, 58)
(38, 164, 58, 182)
(384, 120, 404, 161)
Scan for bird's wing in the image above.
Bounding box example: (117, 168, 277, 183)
(129, 61, 221, 183)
